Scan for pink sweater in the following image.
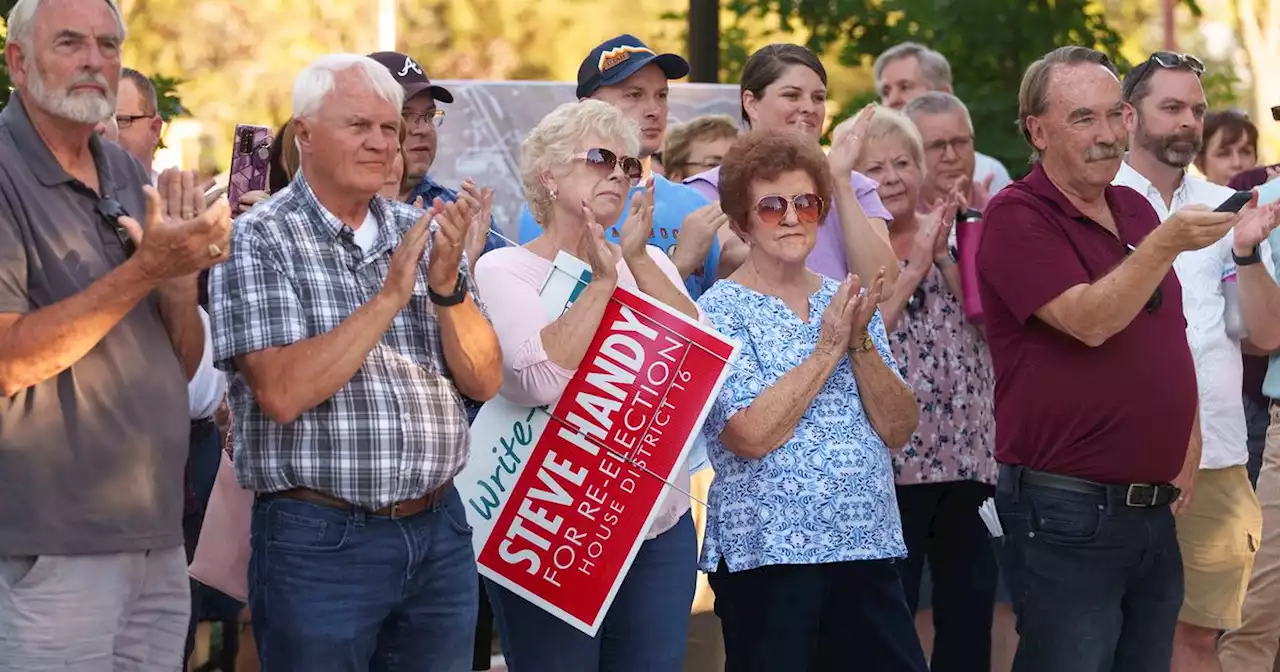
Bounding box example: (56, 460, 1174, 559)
(474, 244, 694, 539)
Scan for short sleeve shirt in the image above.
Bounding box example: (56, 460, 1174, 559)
(0, 94, 189, 555)
(696, 277, 907, 572)
(209, 173, 480, 508)
(976, 162, 1197, 484)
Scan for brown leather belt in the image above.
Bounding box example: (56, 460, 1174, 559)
(264, 480, 453, 520)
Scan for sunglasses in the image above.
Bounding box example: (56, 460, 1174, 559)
(755, 193, 824, 227)
(574, 148, 643, 185)
(1125, 52, 1205, 101)
(96, 196, 136, 257)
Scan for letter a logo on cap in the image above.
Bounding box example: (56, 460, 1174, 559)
(597, 45, 654, 73)
(398, 57, 424, 78)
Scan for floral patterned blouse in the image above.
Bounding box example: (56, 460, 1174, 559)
(697, 277, 908, 572)
(891, 261, 997, 486)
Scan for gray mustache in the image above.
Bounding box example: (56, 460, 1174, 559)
(67, 73, 109, 93)
(1085, 142, 1124, 162)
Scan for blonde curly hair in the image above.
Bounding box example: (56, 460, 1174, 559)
(521, 99, 641, 227)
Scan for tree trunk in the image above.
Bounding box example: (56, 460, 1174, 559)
(1237, 0, 1280, 163)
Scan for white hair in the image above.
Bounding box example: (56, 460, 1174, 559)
(874, 42, 952, 91)
(292, 54, 404, 121)
(520, 99, 642, 226)
(903, 91, 975, 135)
(6, 0, 127, 49)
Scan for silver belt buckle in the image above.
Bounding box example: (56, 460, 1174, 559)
(1125, 483, 1152, 507)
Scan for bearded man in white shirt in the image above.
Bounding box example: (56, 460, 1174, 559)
(1111, 52, 1276, 672)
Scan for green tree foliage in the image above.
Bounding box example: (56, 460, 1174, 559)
(723, 0, 1138, 175)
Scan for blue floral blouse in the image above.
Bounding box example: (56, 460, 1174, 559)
(696, 277, 908, 573)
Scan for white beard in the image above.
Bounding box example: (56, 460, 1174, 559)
(25, 59, 116, 125)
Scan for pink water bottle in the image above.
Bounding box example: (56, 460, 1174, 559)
(955, 208, 985, 325)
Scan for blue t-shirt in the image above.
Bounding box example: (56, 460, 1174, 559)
(516, 175, 721, 298)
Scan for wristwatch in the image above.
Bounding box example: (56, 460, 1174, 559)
(1234, 246, 1262, 267)
(428, 273, 468, 307)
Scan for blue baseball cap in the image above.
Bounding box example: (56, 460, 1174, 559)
(575, 35, 690, 99)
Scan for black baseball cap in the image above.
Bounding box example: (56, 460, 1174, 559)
(575, 35, 690, 99)
(368, 51, 454, 104)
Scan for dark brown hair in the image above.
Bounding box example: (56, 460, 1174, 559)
(267, 118, 299, 194)
(718, 129, 834, 232)
(740, 44, 827, 127)
(1197, 110, 1258, 170)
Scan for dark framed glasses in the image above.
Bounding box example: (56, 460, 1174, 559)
(96, 196, 136, 257)
(574, 148, 644, 185)
(754, 193, 824, 226)
(1124, 52, 1206, 101)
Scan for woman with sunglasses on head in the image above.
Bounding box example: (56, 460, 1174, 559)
(696, 129, 927, 672)
(850, 106, 1000, 670)
(473, 99, 700, 671)
(685, 43, 899, 289)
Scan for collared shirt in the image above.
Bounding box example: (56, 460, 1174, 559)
(1113, 161, 1272, 469)
(684, 168, 893, 282)
(0, 93, 189, 555)
(516, 175, 722, 299)
(696, 277, 907, 572)
(407, 174, 508, 256)
(209, 173, 482, 509)
(977, 162, 1198, 484)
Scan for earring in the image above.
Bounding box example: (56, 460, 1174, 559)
(549, 188, 558, 201)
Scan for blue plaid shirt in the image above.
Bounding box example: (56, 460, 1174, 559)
(406, 175, 506, 422)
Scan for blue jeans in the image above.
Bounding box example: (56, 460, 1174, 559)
(487, 512, 696, 672)
(994, 468, 1183, 672)
(249, 488, 478, 672)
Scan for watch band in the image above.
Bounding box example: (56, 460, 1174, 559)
(854, 333, 876, 353)
(428, 273, 468, 307)
(1234, 246, 1262, 267)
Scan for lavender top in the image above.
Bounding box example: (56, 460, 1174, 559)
(685, 167, 893, 280)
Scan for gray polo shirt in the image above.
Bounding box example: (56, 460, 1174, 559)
(0, 93, 189, 555)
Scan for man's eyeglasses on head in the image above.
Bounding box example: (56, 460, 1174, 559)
(1123, 52, 1206, 102)
(403, 109, 446, 129)
(96, 197, 136, 257)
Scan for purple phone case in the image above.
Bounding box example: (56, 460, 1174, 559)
(228, 124, 272, 207)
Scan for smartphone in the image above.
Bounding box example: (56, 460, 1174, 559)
(227, 124, 273, 207)
(1214, 191, 1255, 213)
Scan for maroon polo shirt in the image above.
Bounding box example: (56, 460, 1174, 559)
(976, 162, 1197, 485)
(1229, 164, 1279, 191)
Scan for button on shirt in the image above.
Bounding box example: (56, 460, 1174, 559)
(209, 173, 481, 509)
(1113, 162, 1273, 469)
(977, 162, 1198, 484)
(696, 278, 907, 572)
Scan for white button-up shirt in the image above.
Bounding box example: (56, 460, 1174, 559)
(1114, 161, 1273, 469)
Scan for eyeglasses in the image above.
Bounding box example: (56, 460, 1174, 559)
(403, 109, 446, 129)
(573, 148, 644, 185)
(1124, 52, 1206, 101)
(923, 136, 974, 159)
(116, 113, 154, 130)
(754, 193, 825, 226)
(96, 196, 136, 257)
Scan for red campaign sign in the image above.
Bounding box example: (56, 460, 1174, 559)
(476, 286, 737, 635)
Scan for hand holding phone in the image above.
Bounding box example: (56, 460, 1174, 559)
(1214, 191, 1255, 213)
(227, 124, 272, 209)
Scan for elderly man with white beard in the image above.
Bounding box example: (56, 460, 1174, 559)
(0, 0, 233, 669)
